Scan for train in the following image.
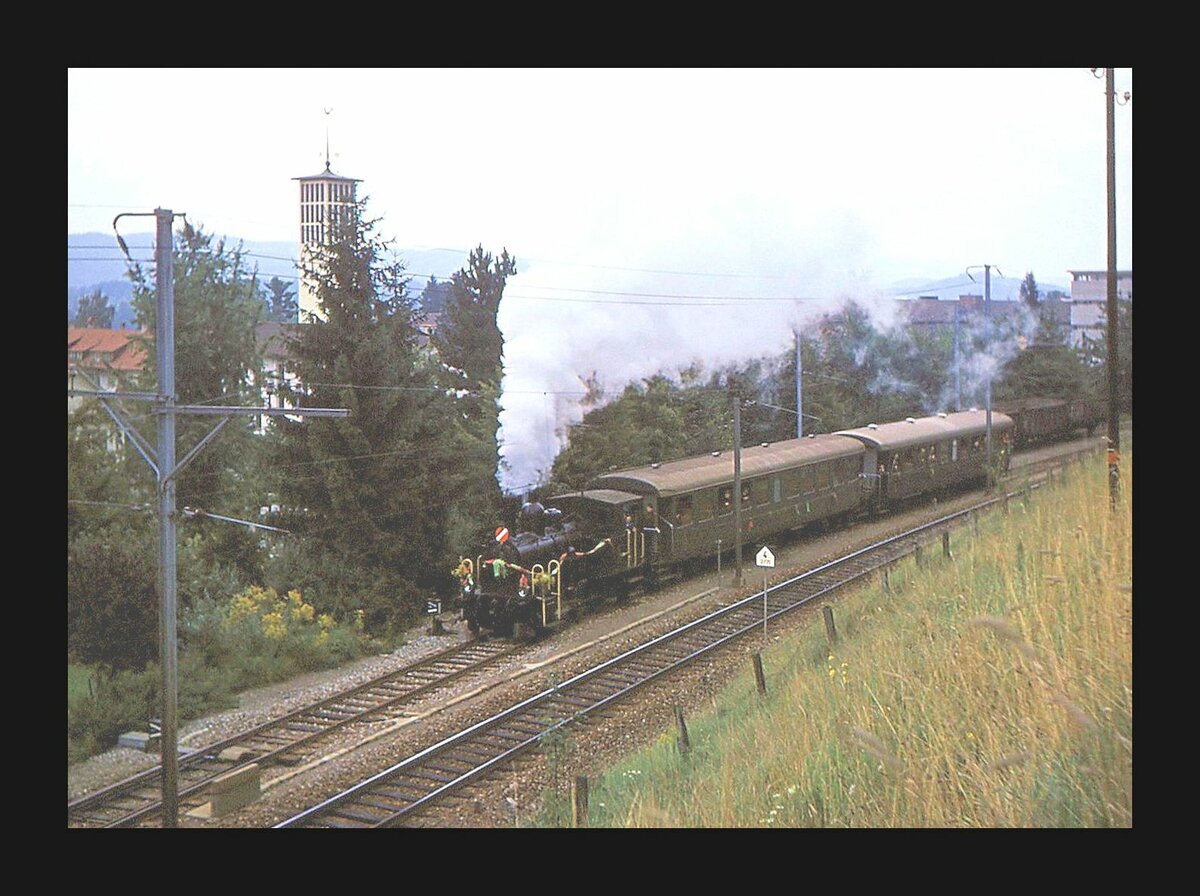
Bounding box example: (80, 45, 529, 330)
(452, 396, 1104, 638)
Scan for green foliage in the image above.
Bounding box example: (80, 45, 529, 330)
(69, 586, 366, 764)
(996, 343, 1095, 403)
(432, 246, 515, 540)
(1019, 271, 1039, 308)
(70, 223, 278, 674)
(1083, 300, 1133, 414)
(433, 245, 516, 391)
(127, 221, 270, 577)
(276, 204, 459, 631)
(73, 289, 116, 328)
(261, 275, 298, 322)
(67, 522, 159, 671)
(550, 302, 964, 488)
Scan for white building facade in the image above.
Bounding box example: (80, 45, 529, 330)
(1067, 269, 1132, 354)
(294, 162, 360, 322)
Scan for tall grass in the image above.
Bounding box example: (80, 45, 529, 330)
(578, 448, 1132, 827)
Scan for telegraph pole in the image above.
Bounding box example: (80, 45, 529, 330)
(72, 208, 349, 827)
(953, 304, 961, 411)
(985, 265, 992, 468)
(732, 391, 744, 587)
(1105, 67, 1121, 508)
(794, 329, 803, 439)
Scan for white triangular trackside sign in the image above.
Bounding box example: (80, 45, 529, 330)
(756, 546, 775, 568)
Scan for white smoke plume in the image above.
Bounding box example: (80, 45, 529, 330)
(494, 226, 901, 493)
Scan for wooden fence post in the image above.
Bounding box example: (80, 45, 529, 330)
(823, 605, 838, 647)
(942, 530, 952, 559)
(675, 706, 690, 754)
(753, 652, 767, 696)
(572, 775, 589, 828)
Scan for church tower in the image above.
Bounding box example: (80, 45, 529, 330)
(293, 134, 360, 322)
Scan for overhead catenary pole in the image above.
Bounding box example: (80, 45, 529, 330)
(966, 263, 1000, 471)
(79, 207, 350, 827)
(154, 208, 179, 827)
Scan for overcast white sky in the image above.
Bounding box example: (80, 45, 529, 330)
(68, 67, 1133, 491)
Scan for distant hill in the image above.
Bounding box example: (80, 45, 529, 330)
(67, 232, 470, 325)
(889, 273, 1069, 303)
(70, 231, 1072, 325)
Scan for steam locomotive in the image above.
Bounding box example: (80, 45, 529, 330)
(453, 397, 1103, 638)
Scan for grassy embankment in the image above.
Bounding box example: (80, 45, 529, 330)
(556, 444, 1132, 828)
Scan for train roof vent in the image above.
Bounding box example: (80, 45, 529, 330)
(867, 423, 878, 430)
(650, 462, 661, 469)
(937, 412, 948, 418)
(711, 451, 721, 457)
(807, 433, 815, 438)
(968, 407, 978, 412)
(761, 442, 769, 448)
(906, 417, 916, 423)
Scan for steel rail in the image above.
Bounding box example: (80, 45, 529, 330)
(276, 481, 1040, 828)
(68, 638, 519, 827)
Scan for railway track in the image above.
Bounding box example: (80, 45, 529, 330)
(69, 439, 1105, 828)
(67, 638, 519, 828)
(275, 487, 1027, 828)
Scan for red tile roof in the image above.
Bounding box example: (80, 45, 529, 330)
(67, 326, 148, 373)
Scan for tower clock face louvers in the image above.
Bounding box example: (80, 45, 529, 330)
(294, 162, 361, 323)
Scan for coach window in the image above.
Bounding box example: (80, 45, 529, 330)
(719, 486, 733, 514)
(677, 494, 694, 526)
(951, 439, 958, 462)
(840, 457, 857, 484)
(821, 462, 836, 489)
(772, 476, 782, 503)
(741, 482, 753, 506)
(660, 497, 675, 525)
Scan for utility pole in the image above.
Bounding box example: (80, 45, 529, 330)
(153, 208, 180, 827)
(794, 329, 803, 439)
(985, 265, 992, 469)
(71, 208, 348, 827)
(732, 390, 744, 587)
(1105, 67, 1121, 508)
(953, 303, 961, 411)
(967, 264, 1001, 471)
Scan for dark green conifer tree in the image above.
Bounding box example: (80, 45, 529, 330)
(276, 204, 454, 632)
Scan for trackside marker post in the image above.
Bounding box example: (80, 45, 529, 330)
(756, 545, 775, 643)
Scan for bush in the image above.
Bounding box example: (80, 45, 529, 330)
(68, 585, 367, 766)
